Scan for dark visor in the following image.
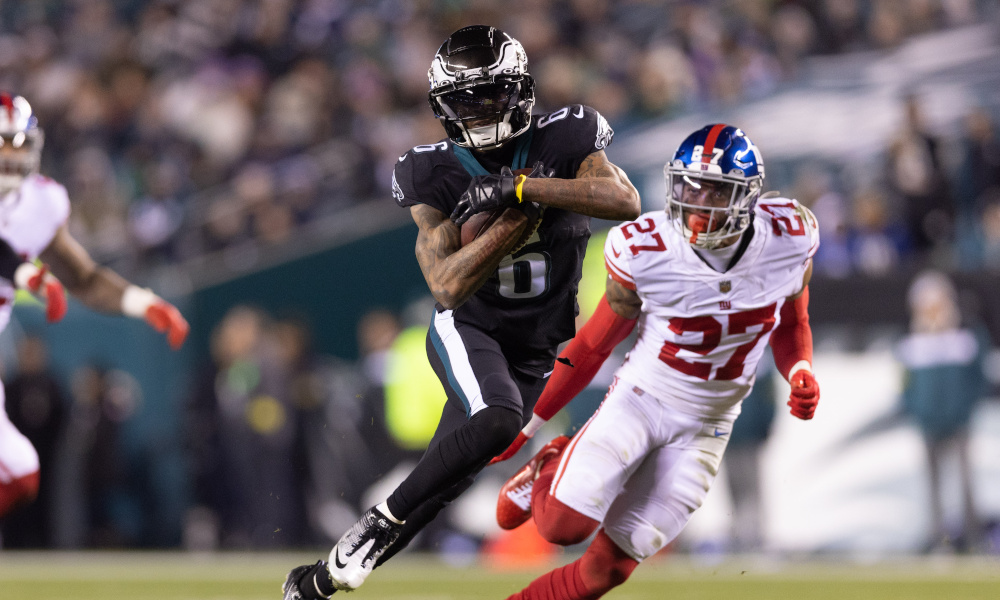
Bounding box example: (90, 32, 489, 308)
(436, 82, 520, 121)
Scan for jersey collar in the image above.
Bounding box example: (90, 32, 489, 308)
(451, 125, 535, 177)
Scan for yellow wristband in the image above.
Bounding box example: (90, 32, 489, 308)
(514, 174, 527, 203)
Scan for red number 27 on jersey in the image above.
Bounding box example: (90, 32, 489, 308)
(658, 303, 777, 381)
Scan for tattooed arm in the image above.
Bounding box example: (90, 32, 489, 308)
(411, 203, 533, 310)
(519, 150, 641, 220)
(604, 275, 642, 320)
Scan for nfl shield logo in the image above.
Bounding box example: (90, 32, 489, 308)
(720, 280, 731, 293)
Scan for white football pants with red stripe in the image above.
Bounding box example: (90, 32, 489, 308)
(548, 376, 735, 561)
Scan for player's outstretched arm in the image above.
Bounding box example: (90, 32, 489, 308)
(0, 237, 66, 322)
(492, 277, 640, 464)
(770, 260, 819, 420)
(411, 203, 535, 310)
(39, 225, 189, 349)
(518, 150, 641, 221)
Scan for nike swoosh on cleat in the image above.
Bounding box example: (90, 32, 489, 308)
(333, 547, 348, 569)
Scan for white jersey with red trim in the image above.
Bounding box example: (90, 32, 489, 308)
(604, 197, 818, 418)
(0, 174, 71, 333)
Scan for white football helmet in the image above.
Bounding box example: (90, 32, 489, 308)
(0, 93, 44, 196)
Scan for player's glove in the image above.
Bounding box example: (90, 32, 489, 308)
(14, 263, 67, 323)
(121, 285, 190, 350)
(787, 369, 820, 420)
(524, 160, 556, 180)
(490, 413, 548, 465)
(451, 166, 521, 225)
(491, 431, 530, 465)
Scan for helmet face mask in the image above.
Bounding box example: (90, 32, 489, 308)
(0, 93, 43, 196)
(664, 125, 764, 249)
(428, 26, 535, 150)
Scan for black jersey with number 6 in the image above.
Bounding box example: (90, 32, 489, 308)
(393, 105, 615, 377)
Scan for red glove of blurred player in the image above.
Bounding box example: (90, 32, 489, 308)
(146, 300, 190, 350)
(121, 285, 189, 350)
(788, 369, 820, 420)
(490, 431, 529, 465)
(15, 263, 67, 323)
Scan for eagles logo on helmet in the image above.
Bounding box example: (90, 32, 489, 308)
(0, 93, 44, 197)
(664, 124, 764, 249)
(427, 25, 535, 151)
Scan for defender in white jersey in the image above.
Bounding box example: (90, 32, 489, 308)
(492, 124, 821, 600)
(0, 93, 190, 520)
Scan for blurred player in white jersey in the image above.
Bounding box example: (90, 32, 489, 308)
(491, 124, 820, 600)
(0, 93, 189, 520)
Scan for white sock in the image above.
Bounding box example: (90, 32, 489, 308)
(375, 501, 404, 524)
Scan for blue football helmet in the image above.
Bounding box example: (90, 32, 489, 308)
(664, 124, 764, 249)
(0, 92, 43, 196)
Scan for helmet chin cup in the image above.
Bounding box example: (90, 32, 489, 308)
(463, 120, 513, 150)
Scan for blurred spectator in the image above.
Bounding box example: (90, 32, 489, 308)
(953, 107, 1000, 267)
(885, 93, 953, 256)
(0, 0, 989, 277)
(285, 313, 388, 545)
(723, 350, 777, 553)
(57, 365, 143, 548)
(184, 305, 306, 549)
(0, 336, 68, 548)
(981, 193, 1000, 270)
(896, 271, 989, 553)
(794, 164, 852, 277)
(846, 187, 909, 275)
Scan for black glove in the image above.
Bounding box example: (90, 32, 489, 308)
(451, 166, 520, 225)
(525, 160, 555, 179)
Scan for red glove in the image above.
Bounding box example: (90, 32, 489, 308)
(122, 285, 189, 350)
(16, 263, 67, 323)
(145, 300, 189, 350)
(788, 369, 820, 420)
(490, 431, 529, 465)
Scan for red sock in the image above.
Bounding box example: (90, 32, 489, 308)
(505, 559, 589, 600)
(532, 454, 599, 545)
(506, 530, 639, 600)
(0, 470, 40, 518)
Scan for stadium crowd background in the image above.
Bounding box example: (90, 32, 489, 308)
(0, 0, 996, 280)
(2, 0, 1000, 556)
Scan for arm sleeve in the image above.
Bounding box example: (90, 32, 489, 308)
(770, 287, 814, 381)
(533, 295, 637, 420)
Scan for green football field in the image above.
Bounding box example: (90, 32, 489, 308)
(0, 551, 998, 600)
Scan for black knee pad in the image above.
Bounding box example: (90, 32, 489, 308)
(469, 405, 523, 456)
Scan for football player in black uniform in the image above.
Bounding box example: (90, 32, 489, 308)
(283, 25, 640, 599)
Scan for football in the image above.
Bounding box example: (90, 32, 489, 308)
(461, 208, 505, 247)
(460, 168, 537, 248)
